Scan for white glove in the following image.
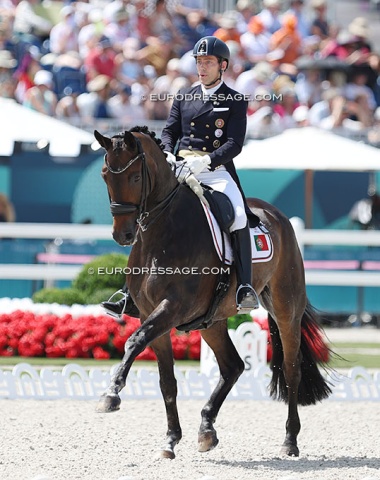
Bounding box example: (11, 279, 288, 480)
(186, 174, 209, 207)
(164, 151, 177, 167)
(184, 155, 211, 176)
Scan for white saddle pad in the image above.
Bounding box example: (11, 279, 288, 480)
(202, 203, 274, 265)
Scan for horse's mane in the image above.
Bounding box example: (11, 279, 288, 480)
(128, 125, 165, 151)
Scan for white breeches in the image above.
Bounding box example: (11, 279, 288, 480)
(195, 167, 247, 231)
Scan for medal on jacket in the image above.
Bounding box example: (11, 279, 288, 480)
(215, 129, 223, 138)
(213, 140, 220, 148)
(215, 119, 224, 128)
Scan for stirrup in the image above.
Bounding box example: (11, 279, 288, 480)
(236, 284, 260, 313)
(102, 289, 127, 320)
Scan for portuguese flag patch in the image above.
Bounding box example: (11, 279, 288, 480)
(254, 234, 269, 251)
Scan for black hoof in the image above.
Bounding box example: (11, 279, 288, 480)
(280, 443, 299, 457)
(198, 430, 219, 452)
(96, 393, 121, 413)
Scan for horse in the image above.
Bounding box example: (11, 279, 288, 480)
(94, 126, 332, 459)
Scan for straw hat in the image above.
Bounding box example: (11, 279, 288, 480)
(87, 74, 110, 92)
(252, 61, 274, 82)
(348, 17, 369, 39)
(218, 11, 238, 29)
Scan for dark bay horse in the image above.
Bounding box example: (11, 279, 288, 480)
(94, 127, 331, 459)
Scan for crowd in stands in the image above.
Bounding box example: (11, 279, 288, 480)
(0, 0, 380, 144)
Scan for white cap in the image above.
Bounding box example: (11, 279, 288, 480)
(34, 70, 54, 87)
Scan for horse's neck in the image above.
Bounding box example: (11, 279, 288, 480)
(147, 152, 178, 206)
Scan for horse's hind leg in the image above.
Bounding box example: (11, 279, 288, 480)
(150, 334, 182, 459)
(198, 320, 244, 452)
(269, 311, 302, 457)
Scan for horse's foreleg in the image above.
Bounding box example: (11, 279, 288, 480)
(198, 321, 244, 453)
(150, 334, 182, 459)
(96, 300, 175, 413)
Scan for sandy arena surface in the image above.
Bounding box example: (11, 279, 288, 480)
(0, 398, 379, 480)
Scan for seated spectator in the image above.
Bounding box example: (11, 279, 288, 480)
(56, 86, 82, 120)
(49, 5, 79, 55)
(13, 49, 41, 103)
(107, 84, 147, 123)
(273, 83, 300, 129)
(0, 49, 17, 99)
(247, 102, 283, 138)
(240, 15, 271, 65)
(294, 67, 324, 107)
(269, 14, 302, 66)
(77, 9, 104, 59)
(235, 0, 256, 34)
(77, 74, 113, 120)
(344, 69, 377, 112)
(367, 107, 380, 146)
(84, 36, 117, 82)
(213, 11, 241, 44)
(103, 8, 135, 53)
(310, 0, 329, 40)
(292, 104, 310, 126)
(115, 37, 145, 87)
(282, 0, 310, 39)
(257, 0, 282, 35)
(321, 29, 371, 65)
(235, 61, 274, 99)
(13, 0, 52, 53)
(23, 69, 57, 116)
(0, 193, 15, 222)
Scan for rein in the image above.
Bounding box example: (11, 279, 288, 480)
(105, 134, 180, 232)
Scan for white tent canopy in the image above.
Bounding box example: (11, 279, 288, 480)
(235, 127, 380, 171)
(0, 98, 94, 157)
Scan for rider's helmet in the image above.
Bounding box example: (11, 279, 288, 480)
(192, 36, 230, 69)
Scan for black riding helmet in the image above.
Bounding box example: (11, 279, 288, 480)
(192, 36, 230, 69)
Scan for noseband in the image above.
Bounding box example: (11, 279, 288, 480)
(105, 134, 179, 232)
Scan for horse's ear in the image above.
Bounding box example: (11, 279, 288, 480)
(123, 131, 137, 151)
(94, 130, 112, 150)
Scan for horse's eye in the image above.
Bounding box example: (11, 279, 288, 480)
(133, 174, 141, 183)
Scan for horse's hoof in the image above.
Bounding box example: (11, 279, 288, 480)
(198, 430, 219, 452)
(280, 444, 299, 457)
(96, 393, 121, 413)
(159, 449, 175, 460)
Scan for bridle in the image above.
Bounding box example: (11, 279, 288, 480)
(105, 134, 180, 232)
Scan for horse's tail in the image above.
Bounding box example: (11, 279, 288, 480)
(268, 301, 332, 406)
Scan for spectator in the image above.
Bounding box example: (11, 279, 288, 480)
(23, 69, 57, 116)
(77, 9, 104, 59)
(240, 15, 271, 65)
(108, 83, 147, 123)
(0, 49, 17, 98)
(13, 49, 41, 103)
(103, 8, 134, 53)
(213, 11, 241, 44)
(49, 5, 79, 55)
(235, 0, 256, 34)
(282, 0, 310, 39)
(77, 74, 113, 120)
(292, 104, 310, 126)
(367, 107, 380, 146)
(115, 37, 145, 87)
(235, 60, 274, 99)
(310, 0, 329, 40)
(13, 0, 52, 52)
(257, 0, 282, 35)
(344, 69, 377, 112)
(0, 193, 15, 222)
(84, 36, 117, 82)
(269, 14, 302, 66)
(55, 86, 82, 120)
(273, 83, 300, 129)
(294, 67, 324, 107)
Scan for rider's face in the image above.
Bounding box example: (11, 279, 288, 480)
(196, 55, 225, 88)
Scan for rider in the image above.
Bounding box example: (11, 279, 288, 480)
(102, 36, 260, 319)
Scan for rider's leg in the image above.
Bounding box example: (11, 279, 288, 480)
(196, 168, 259, 313)
(101, 282, 140, 320)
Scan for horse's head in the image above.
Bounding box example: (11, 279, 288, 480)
(95, 128, 176, 246)
(95, 129, 150, 245)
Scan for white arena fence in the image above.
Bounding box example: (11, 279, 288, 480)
(1, 220, 380, 287)
(1, 363, 380, 402)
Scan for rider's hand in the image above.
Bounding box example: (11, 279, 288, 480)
(164, 151, 177, 167)
(184, 155, 211, 175)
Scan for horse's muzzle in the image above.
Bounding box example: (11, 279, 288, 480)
(112, 228, 138, 246)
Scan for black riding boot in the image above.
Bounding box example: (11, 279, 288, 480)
(231, 224, 260, 313)
(101, 284, 140, 321)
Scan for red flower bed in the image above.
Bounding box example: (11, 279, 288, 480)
(0, 310, 201, 360)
